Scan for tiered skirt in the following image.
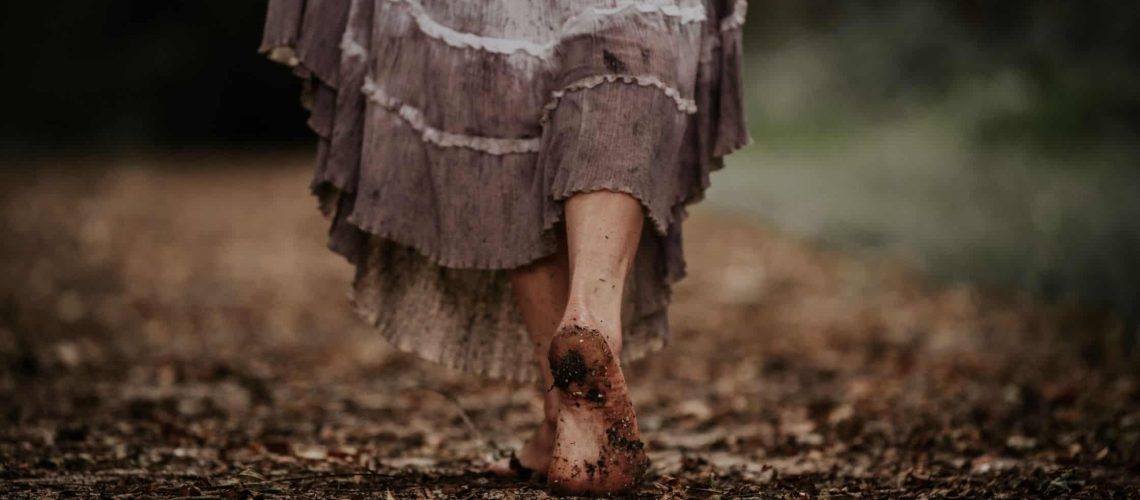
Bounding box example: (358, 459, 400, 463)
(261, 0, 750, 381)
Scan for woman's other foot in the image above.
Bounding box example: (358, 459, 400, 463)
(546, 324, 648, 495)
(486, 420, 555, 480)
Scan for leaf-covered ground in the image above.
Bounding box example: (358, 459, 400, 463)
(1, 155, 1138, 498)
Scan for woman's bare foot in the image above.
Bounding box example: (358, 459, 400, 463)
(546, 324, 648, 496)
(486, 420, 555, 480)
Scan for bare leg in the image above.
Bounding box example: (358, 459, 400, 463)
(559, 192, 644, 354)
(547, 191, 649, 495)
(488, 235, 569, 477)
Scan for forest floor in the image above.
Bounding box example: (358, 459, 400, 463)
(1, 154, 1138, 498)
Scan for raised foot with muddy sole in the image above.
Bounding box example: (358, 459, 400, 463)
(546, 325, 649, 496)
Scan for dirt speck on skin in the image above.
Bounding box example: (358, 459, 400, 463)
(606, 425, 645, 454)
(586, 387, 605, 403)
(552, 349, 588, 390)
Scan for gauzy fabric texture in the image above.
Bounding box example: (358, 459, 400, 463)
(261, 0, 750, 381)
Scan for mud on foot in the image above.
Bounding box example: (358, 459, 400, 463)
(546, 325, 648, 496)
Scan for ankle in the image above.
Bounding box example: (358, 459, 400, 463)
(564, 292, 620, 321)
(560, 299, 595, 325)
(555, 315, 623, 359)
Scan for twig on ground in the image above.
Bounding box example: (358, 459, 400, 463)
(403, 383, 505, 458)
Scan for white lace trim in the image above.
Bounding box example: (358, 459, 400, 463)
(392, 0, 551, 57)
(720, 0, 747, 32)
(540, 74, 698, 124)
(361, 74, 696, 155)
(386, 0, 706, 59)
(362, 78, 541, 155)
(582, 1, 708, 26)
(339, 28, 368, 60)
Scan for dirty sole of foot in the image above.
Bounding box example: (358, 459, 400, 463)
(547, 325, 649, 496)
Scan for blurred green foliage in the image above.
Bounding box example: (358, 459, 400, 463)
(718, 0, 1140, 344)
(743, 1, 1140, 150)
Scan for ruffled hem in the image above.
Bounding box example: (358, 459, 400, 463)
(540, 74, 698, 124)
(337, 188, 673, 382)
(362, 77, 542, 155)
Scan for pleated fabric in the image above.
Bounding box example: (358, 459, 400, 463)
(261, 0, 750, 381)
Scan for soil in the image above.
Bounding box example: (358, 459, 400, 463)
(1, 154, 1138, 498)
(547, 326, 647, 495)
(551, 349, 589, 392)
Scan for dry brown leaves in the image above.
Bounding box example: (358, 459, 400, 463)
(0, 155, 1137, 498)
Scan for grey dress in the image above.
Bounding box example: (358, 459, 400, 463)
(261, 0, 750, 381)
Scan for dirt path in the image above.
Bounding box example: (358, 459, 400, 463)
(1, 155, 1137, 498)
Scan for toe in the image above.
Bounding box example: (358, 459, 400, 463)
(486, 457, 514, 477)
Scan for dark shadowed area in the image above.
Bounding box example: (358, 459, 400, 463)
(2, 1, 1139, 497)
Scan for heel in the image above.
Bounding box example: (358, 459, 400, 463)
(547, 325, 648, 495)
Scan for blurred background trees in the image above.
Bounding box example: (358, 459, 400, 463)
(1, 0, 1138, 351)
